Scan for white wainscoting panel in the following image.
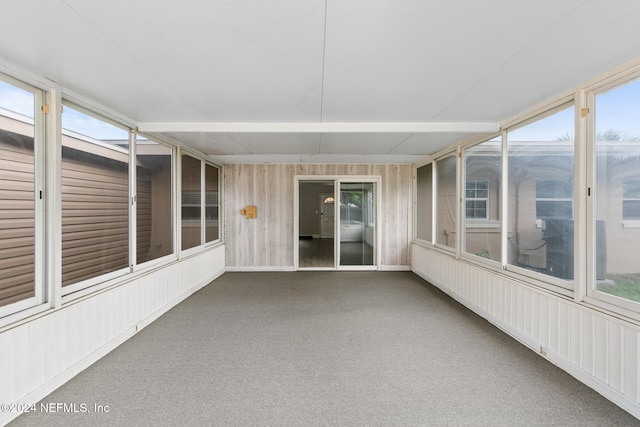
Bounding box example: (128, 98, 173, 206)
(411, 243, 640, 419)
(0, 245, 225, 426)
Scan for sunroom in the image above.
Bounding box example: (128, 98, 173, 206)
(2, 1, 640, 425)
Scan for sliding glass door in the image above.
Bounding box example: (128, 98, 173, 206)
(298, 180, 335, 268)
(296, 177, 377, 270)
(339, 182, 375, 266)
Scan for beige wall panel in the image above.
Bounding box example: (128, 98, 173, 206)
(225, 163, 412, 268)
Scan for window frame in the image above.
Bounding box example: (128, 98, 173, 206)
(415, 162, 434, 245)
(59, 101, 133, 297)
(204, 162, 222, 244)
(178, 148, 223, 256)
(461, 135, 503, 265)
(535, 178, 574, 221)
(0, 74, 46, 318)
(434, 152, 459, 252)
(584, 73, 640, 318)
(503, 102, 576, 294)
(132, 133, 178, 272)
(622, 180, 640, 221)
(465, 180, 490, 220)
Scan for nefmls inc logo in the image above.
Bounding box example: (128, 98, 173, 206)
(40, 402, 89, 413)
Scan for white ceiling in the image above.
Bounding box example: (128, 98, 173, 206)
(2, 0, 640, 163)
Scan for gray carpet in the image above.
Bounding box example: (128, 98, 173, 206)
(10, 272, 640, 426)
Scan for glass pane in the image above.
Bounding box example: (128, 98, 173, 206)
(136, 138, 173, 264)
(623, 201, 640, 220)
(205, 164, 219, 243)
(416, 164, 433, 242)
(61, 105, 130, 287)
(536, 201, 572, 219)
(0, 79, 35, 306)
(507, 106, 574, 282)
(464, 138, 501, 261)
(340, 182, 375, 266)
(536, 179, 572, 199)
(594, 78, 640, 303)
(181, 155, 201, 250)
(299, 180, 335, 268)
(436, 155, 457, 249)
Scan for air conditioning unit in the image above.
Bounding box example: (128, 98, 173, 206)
(541, 219, 606, 280)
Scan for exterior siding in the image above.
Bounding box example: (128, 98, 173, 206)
(61, 150, 130, 286)
(0, 130, 35, 306)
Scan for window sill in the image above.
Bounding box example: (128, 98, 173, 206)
(466, 220, 500, 229)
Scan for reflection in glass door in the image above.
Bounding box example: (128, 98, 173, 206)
(339, 182, 375, 266)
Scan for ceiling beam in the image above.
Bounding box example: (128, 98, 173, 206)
(138, 122, 499, 134)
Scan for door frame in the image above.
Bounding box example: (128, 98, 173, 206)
(294, 175, 382, 271)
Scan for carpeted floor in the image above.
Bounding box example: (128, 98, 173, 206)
(9, 272, 640, 426)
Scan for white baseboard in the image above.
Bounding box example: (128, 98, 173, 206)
(225, 266, 295, 272)
(226, 265, 410, 272)
(379, 265, 411, 271)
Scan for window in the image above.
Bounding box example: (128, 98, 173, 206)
(339, 181, 376, 266)
(136, 137, 174, 264)
(0, 77, 41, 311)
(340, 190, 364, 226)
(181, 154, 202, 250)
(436, 154, 457, 250)
(416, 164, 433, 242)
(593, 77, 640, 304)
(0, 73, 218, 319)
(536, 179, 573, 219)
(464, 137, 501, 262)
(622, 180, 640, 220)
(465, 180, 489, 219)
(61, 104, 131, 290)
(205, 163, 220, 243)
(507, 105, 574, 284)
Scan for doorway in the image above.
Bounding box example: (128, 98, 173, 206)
(295, 177, 379, 270)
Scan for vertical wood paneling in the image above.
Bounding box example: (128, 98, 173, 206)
(28, 320, 46, 390)
(0, 332, 13, 404)
(224, 163, 412, 268)
(539, 295, 550, 348)
(623, 328, 638, 399)
(609, 322, 623, 392)
(530, 292, 540, 342)
(548, 299, 559, 353)
(570, 307, 582, 366)
(516, 286, 525, 333)
(12, 328, 29, 399)
(509, 284, 517, 328)
(582, 312, 594, 372)
(65, 304, 81, 366)
(55, 309, 68, 378)
(594, 316, 608, 383)
(42, 314, 57, 385)
(558, 302, 570, 359)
